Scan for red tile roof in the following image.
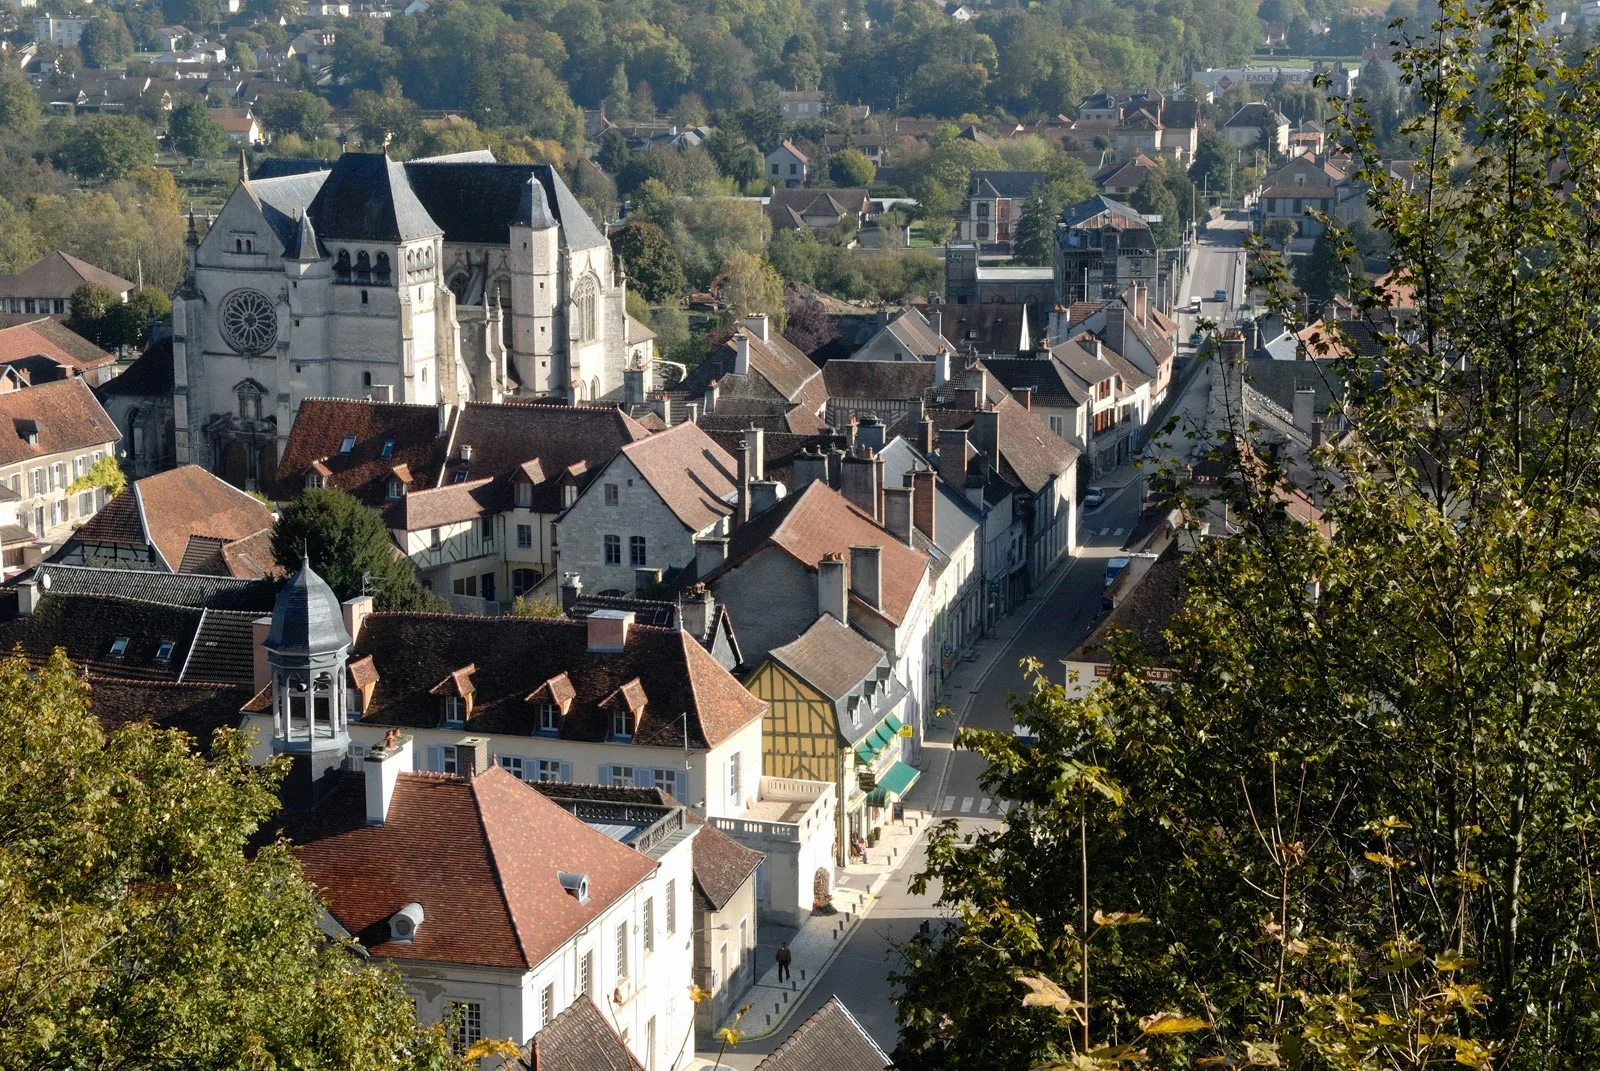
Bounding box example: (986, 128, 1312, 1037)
(287, 766, 658, 970)
(689, 816, 764, 911)
(0, 377, 118, 466)
(275, 398, 445, 506)
(347, 613, 766, 749)
(383, 476, 498, 530)
(0, 319, 112, 372)
(129, 465, 277, 574)
(448, 402, 652, 512)
(520, 995, 643, 1071)
(615, 422, 737, 534)
(0, 250, 134, 300)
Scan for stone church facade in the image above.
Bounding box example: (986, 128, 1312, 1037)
(172, 151, 628, 488)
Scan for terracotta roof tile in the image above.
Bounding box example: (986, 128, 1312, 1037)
(0, 377, 118, 467)
(519, 995, 642, 1071)
(681, 332, 827, 415)
(124, 465, 277, 574)
(690, 818, 764, 911)
(348, 614, 765, 749)
(383, 476, 498, 530)
(616, 422, 737, 534)
(448, 402, 651, 513)
(219, 528, 281, 579)
(84, 678, 254, 753)
(0, 320, 111, 372)
(285, 767, 658, 970)
(1070, 541, 1182, 665)
(275, 398, 446, 506)
(754, 997, 891, 1071)
(822, 361, 934, 402)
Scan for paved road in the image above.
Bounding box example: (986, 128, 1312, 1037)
(1184, 216, 1250, 333)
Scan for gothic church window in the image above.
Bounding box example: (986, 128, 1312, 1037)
(335, 249, 351, 283)
(375, 252, 391, 286)
(575, 275, 598, 343)
(356, 251, 371, 284)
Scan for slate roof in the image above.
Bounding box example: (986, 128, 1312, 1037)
(71, 465, 277, 576)
(823, 360, 934, 402)
(978, 355, 1091, 406)
(767, 188, 869, 223)
(927, 394, 1080, 495)
(248, 170, 334, 251)
(343, 613, 766, 749)
(0, 377, 118, 466)
(680, 332, 828, 415)
(768, 613, 889, 703)
(276, 398, 447, 506)
(1061, 194, 1148, 231)
(924, 302, 1029, 356)
(698, 401, 828, 436)
(1050, 332, 1151, 391)
(403, 162, 607, 250)
(692, 481, 929, 628)
(305, 152, 442, 243)
(284, 766, 658, 970)
(1093, 155, 1161, 189)
(754, 997, 891, 1071)
(968, 169, 1045, 199)
(0, 318, 112, 373)
(519, 995, 643, 1071)
(883, 307, 948, 357)
(690, 816, 764, 912)
(99, 338, 174, 397)
(24, 562, 280, 611)
(265, 560, 348, 655)
(0, 251, 134, 300)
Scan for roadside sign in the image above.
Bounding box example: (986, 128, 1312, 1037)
(897, 725, 914, 738)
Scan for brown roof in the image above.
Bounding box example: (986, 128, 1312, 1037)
(1069, 541, 1182, 665)
(275, 398, 445, 506)
(219, 527, 280, 578)
(691, 818, 764, 911)
(615, 422, 737, 534)
(929, 394, 1079, 495)
(383, 476, 498, 530)
(697, 398, 828, 435)
(0, 377, 118, 466)
(99, 465, 277, 574)
(85, 678, 254, 753)
(286, 766, 658, 970)
(0, 251, 134, 300)
(681, 332, 827, 415)
(755, 997, 891, 1071)
(448, 402, 652, 512)
(520, 995, 643, 1071)
(925, 302, 1029, 356)
(700, 481, 929, 628)
(822, 360, 935, 402)
(0, 320, 112, 372)
(768, 613, 889, 702)
(347, 613, 766, 749)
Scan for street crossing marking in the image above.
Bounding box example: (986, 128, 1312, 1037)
(1098, 527, 1110, 536)
(1111, 527, 1125, 537)
(998, 801, 1011, 815)
(942, 795, 955, 811)
(960, 796, 974, 813)
(938, 795, 1017, 817)
(979, 798, 992, 814)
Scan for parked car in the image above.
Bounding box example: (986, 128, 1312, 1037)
(1083, 486, 1106, 509)
(1189, 329, 1205, 346)
(1184, 297, 1203, 312)
(1213, 288, 1228, 302)
(1104, 557, 1131, 588)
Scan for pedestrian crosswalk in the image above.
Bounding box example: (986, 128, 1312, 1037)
(1096, 527, 1126, 538)
(940, 794, 1011, 816)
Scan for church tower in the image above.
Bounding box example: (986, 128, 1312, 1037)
(267, 558, 353, 809)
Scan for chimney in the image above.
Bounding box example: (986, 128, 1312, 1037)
(849, 545, 882, 611)
(438, 401, 455, 436)
(686, 401, 701, 425)
(695, 536, 728, 578)
(679, 584, 714, 639)
(734, 333, 751, 376)
(934, 349, 951, 386)
(744, 313, 771, 343)
(559, 572, 583, 613)
(624, 367, 647, 406)
(817, 552, 848, 624)
(459, 443, 473, 463)
(747, 425, 765, 480)
(883, 485, 913, 546)
(910, 467, 937, 543)
(1011, 386, 1032, 410)
(1293, 386, 1315, 434)
(16, 578, 39, 616)
(1103, 304, 1127, 356)
(1311, 416, 1325, 448)
(972, 410, 999, 466)
(917, 413, 935, 455)
(839, 451, 882, 522)
(844, 415, 858, 450)
(938, 428, 970, 493)
(456, 736, 490, 778)
(364, 732, 413, 825)
(253, 616, 271, 695)
(737, 438, 752, 526)
(792, 447, 827, 494)
(749, 479, 781, 517)
(1137, 282, 1149, 326)
(857, 413, 886, 453)
(704, 378, 720, 414)
(586, 609, 634, 653)
(927, 308, 943, 344)
(826, 445, 847, 488)
(1048, 305, 1071, 347)
(341, 595, 373, 646)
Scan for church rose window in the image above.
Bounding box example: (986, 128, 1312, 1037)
(219, 289, 278, 355)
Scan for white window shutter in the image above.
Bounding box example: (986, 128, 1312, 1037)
(559, 762, 572, 782)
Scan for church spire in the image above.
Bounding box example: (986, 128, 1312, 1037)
(238, 148, 250, 183)
(292, 208, 320, 262)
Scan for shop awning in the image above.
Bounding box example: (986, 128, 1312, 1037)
(864, 760, 921, 807)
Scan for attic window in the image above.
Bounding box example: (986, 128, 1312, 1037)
(443, 695, 465, 726)
(612, 708, 632, 739)
(515, 481, 533, 509)
(340, 435, 356, 454)
(539, 701, 559, 732)
(387, 479, 403, 500)
(453, 471, 467, 484)
(108, 637, 129, 658)
(154, 640, 174, 663)
(381, 439, 395, 458)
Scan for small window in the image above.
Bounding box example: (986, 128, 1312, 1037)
(108, 637, 129, 658)
(539, 702, 559, 732)
(380, 438, 395, 458)
(540, 984, 554, 1028)
(340, 435, 356, 454)
(445, 1001, 482, 1057)
(666, 879, 677, 934)
(643, 898, 654, 954)
(363, 371, 373, 388)
(580, 951, 594, 998)
(154, 640, 174, 663)
(612, 708, 632, 739)
(387, 479, 402, 500)
(517, 524, 533, 549)
(727, 751, 742, 810)
(453, 471, 468, 484)
(604, 534, 621, 565)
(604, 483, 619, 506)
(443, 695, 465, 726)
(478, 517, 493, 542)
(629, 535, 646, 567)
(431, 528, 441, 549)
(498, 755, 526, 780)
(615, 921, 629, 982)
(361, 290, 369, 304)
(536, 758, 564, 782)
(515, 482, 533, 509)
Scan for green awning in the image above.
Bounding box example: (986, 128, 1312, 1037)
(868, 725, 893, 751)
(865, 760, 921, 807)
(855, 742, 878, 765)
(883, 713, 904, 734)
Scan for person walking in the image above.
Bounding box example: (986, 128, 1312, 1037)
(776, 942, 792, 982)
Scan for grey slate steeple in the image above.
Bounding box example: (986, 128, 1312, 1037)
(515, 173, 557, 230)
(291, 209, 321, 261)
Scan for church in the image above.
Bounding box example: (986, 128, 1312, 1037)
(171, 151, 631, 489)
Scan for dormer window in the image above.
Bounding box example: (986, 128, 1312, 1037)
(443, 695, 465, 726)
(562, 484, 577, 509)
(612, 708, 632, 739)
(539, 702, 559, 732)
(305, 474, 324, 490)
(387, 479, 403, 500)
(453, 470, 468, 484)
(154, 640, 174, 663)
(108, 637, 128, 658)
(340, 435, 356, 454)
(515, 481, 533, 509)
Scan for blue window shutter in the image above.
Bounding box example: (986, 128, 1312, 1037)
(426, 745, 442, 772)
(598, 765, 611, 786)
(559, 762, 572, 782)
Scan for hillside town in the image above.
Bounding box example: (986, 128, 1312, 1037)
(0, 0, 1596, 1065)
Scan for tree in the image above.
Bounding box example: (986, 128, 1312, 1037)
(1263, 216, 1297, 251)
(0, 71, 40, 139)
(1296, 222, 1356, 302)
(272, 488, 445, 612)
(782, 290, 837, 355)
(596, 129, 632, 175)
(168, 98, 229, 158)
(64, 283, 123, 349)
(767, 226, 822, 285)
(1012, 189, 1062, 267)
(0, 650, 457, 1069)
(719, 249, 784, 330)
(611, 220, 686, 304)
(65, 454, 126, 500)
(78, 13, 133, 69)
(55, 115, 156, 181)
(1131, 175, 1179, 249)
(829, 147, 876, 188)
(894, 0, 1600, 1065)
(110, 287, 172, 349)
(1189, 132, 1233, 198)
(507, 594, 562, 617)
(259, 89, 332, 141)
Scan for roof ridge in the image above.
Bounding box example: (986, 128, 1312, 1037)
(467, 769, 534, 968)
(296, 395, 440, 410)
